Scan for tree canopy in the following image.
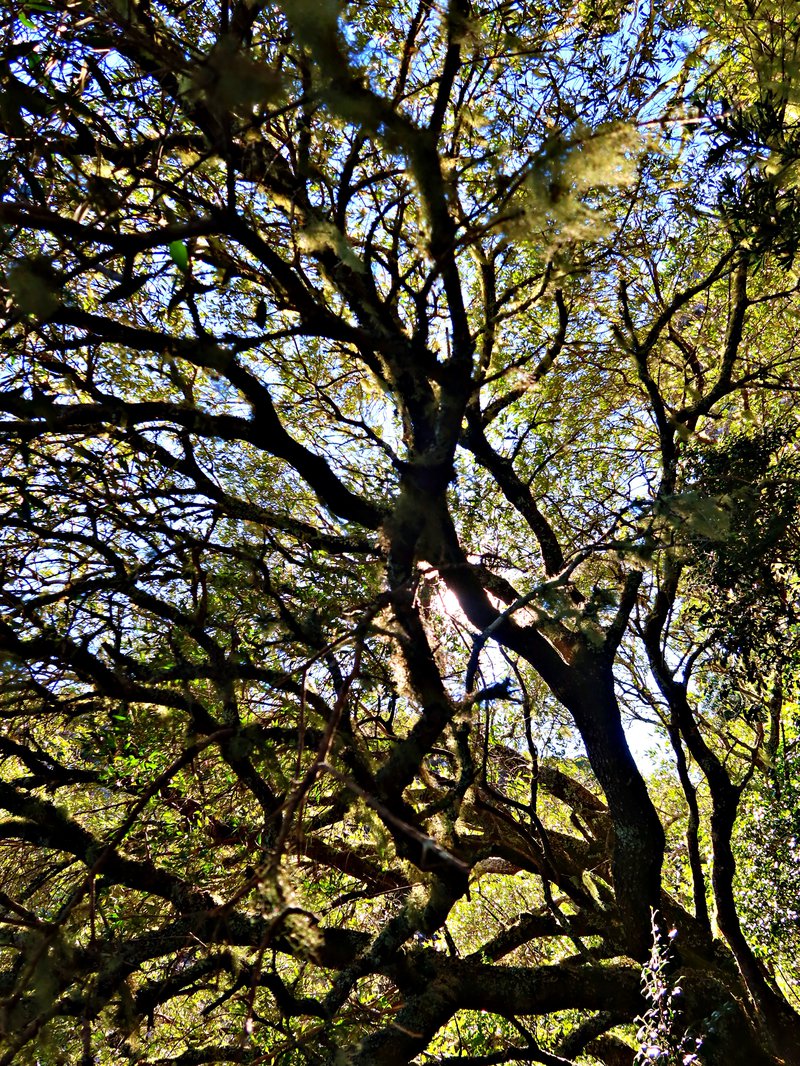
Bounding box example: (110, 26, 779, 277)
(1, 0, 800, 1063)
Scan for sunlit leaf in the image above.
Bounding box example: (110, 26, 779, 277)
(168, 240, 189, 272)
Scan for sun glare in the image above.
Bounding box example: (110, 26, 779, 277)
(437, 585, 465, 621)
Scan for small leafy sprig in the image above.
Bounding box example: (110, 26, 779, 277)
(635, 912, 704, 1065)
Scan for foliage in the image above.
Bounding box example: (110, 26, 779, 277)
(0, 1, 798, 1065)
(734, 726, 800, 1002)
(634, 917, 703, 1066)
(685, 428, 800, 668)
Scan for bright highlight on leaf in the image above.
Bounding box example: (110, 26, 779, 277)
(168, 239, 189, 271)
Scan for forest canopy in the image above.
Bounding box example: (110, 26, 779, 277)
(1, 0, 800, 1063)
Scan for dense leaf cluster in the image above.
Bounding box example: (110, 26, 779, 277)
(686, 429, 800, 667)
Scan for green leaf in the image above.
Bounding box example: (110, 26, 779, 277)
(168, 240, 189, 272)
(19, 12, 36, 29)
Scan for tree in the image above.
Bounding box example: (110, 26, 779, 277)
(0, 0, 799, 1062)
